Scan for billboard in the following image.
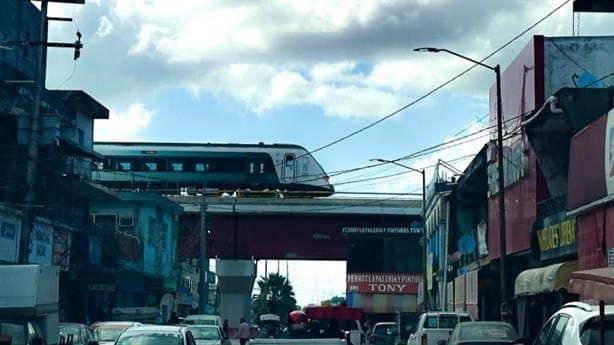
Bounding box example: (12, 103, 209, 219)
(567, 110, 613, 211)
(0, 212, 21, 262)
(346, 273, 421, 294)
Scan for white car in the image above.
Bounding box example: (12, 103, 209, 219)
(183, 325, 230, 345)
(115, 325, 196, 345)
(182, 315, 223, 327)
(532, 302, 614, 345)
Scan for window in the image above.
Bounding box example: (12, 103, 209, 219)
(534, 316, 557, 345)
(438, 315, 462, 329)
(118, 161, 132, 171)
(195, 162, 209, 172)
(160, 223, 168, 250)
(580, 319, 614, 345)
(260, 162, 264, 174)
(547, 315, 569, 345)
(249, 162, 255, 174)
(170, 162, 183, 172)
(144, 162, 158, 171)
(425, 316, 438, 328)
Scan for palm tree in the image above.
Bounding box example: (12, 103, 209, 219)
(252, 272, 297, 325)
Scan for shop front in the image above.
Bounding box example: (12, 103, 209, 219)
(514, 261, 578, 339)
(512, 206, 579, 340)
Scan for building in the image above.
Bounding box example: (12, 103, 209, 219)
(90, 192, 184, 323)
(0, 0, 124, 323)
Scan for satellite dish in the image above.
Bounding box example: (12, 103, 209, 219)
(457, 235, 476, 255)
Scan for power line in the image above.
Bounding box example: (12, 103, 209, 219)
(301, 0, 570, 158)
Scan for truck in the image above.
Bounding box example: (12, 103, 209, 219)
(405, 312, 472, 345)
(0, 265, 60, 345)
(250, 306, 367, 345)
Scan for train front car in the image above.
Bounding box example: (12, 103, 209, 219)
(272, 144, 335, 197)
(91, 142, 335, 197)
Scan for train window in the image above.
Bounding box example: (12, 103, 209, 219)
(93, 162, 103, 170)
(195, 162, 209, 172)
(260, 163, 264, 174)
(144, 162, 158, 171)
(249, 162, 255, 174)
(302, 157, 309, 176)
(285, 154, 294, 168)
(170, 162, 183, 172)
(118, 161, 132, 171)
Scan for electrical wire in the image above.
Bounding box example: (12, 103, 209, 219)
(298, 0, 571, 159)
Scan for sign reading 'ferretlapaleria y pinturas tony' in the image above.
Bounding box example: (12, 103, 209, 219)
(346, 273, 422, 294)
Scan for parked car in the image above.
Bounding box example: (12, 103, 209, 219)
(90, 321, 142, 345)
(59, 322, 97, 345)
(407, 312, 472, 345)
(183, 325, 230, 345)
(182, 315, 223, 327)
(531, 301, 614, 345)
(441, 321, 520, 345)
(115, 325, 195, 345)
(369, 322, 398, 345)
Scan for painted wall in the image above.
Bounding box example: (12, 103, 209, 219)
(488, 35, 614, 258)
(91, 201, 179, 279)
(487, 36, 543, 258)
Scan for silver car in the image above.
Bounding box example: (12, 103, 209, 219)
(444, 321, 519, 345)
(115, 325, 196, 345)
(184, 325, 230, 345)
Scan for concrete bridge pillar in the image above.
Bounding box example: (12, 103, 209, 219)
(216, 259, 257, 327)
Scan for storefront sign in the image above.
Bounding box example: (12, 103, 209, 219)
(0, 213, 21, 262)
(346, 273, 421, 294)
(29, 221, 53, 265)
(342, 227, 417, 235)
(534, 213, 577, 261)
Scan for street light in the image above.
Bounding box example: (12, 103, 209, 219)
(413, 47, 509, 321)
(370, 158, 428, 311)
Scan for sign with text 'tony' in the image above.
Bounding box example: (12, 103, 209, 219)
(346, 273, 421, 294)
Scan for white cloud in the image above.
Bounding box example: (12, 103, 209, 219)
(94, 103, 155, 141)
(46, 0, 613, 123)
(96, 16, 114, 38)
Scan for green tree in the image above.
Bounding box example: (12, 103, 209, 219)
(252, 272, 297, 325)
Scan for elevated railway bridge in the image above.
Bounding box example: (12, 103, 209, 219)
(166, 195, 423, 321)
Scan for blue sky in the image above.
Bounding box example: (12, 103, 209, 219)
(41, 0, 612, 307)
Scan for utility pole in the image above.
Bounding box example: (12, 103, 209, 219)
(198, 182, 209, 314)
(20, 0, 49, 264)
(18, 0, 85, 264)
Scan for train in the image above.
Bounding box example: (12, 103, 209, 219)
(91, 142, 335, 197)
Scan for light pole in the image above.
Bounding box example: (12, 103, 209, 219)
(413, 47, 508, 321)
(371, 158, 428, 311)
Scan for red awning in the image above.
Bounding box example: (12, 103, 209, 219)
(304, 306, 363, 320)
(569, 268, 614, 302)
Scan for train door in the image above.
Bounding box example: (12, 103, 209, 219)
(247, 153, 266, 187)
(282, 153, 295, 183)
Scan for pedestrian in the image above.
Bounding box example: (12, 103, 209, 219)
(237, 317, 250, 345)
(223, 319, 230, 337)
